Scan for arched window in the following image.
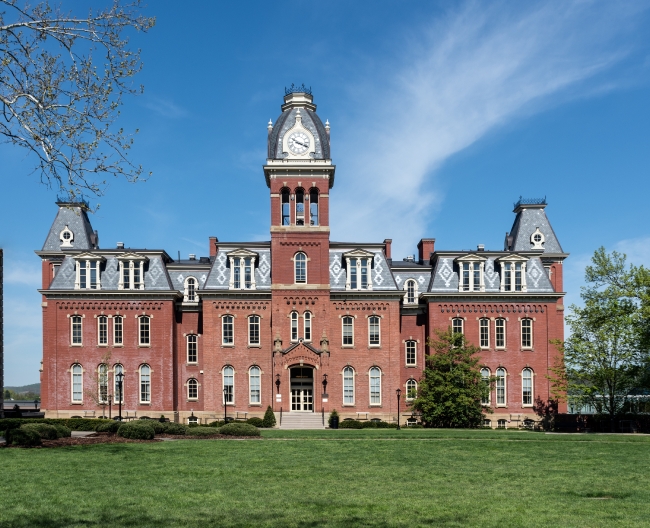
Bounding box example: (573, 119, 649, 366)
(303, 312, 312, 342)
(295, 252, 307, 284)
(479, 318, 489, 348)
(222, 315, 234, 345)
(223, 366, 234, 404)
(406, 379, 417, 401)
(187, 334, 198, 363)
(369, 367, 381, 405)
(452, 318, 464, 337)
(249, 366, 261, 404)
(496, 368, 506, 406)
(114, 364, 124, 404)
(71, 364, 83, 402)
(139, 364, 151, 403)
(98, 316, 108, 346)
(309, 188, 319, 226)
(187, 378, 198, 400)
(71, 315, 83, 346)
(405, 280, 417, 304)
(139, 316, 150, 346)
(522, 368, 533, 406)
(480, 368, 491, 405)
(290, 311, 298, 342)
(343, 367, 354, 405)
(495, 318, 506, 348)
(368, 316, 380, 346)
(295, 188, 305, 225)
(248, 315, 260, 345)
(98, 364, 108, 403)
(113, 316, 123, 345)
(521, 319, 533, 349)
(342, 316, 354, 346)
(184, 276, 198, 303)
(281, 188, 290, 225)
(405, 341, 417, 366)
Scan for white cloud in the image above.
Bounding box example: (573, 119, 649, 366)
(144, 96, 188, 119)
(4, 260, 41, 287)
(331, 1, 647, 257)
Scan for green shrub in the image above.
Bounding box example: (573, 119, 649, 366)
(339, 419, 363, 429)
(247, 417, 265, 428)
(63, 418, 112, 431)
(117, 421, 155, 440)
(207, 420, 226, 428)
(185, 427, 218, 437)
(7, 428, 42, 447)
(95, 421, 121, 434)
(21, 423, 59, 440)
(153, 422, 186, 435)
(262, 406, 276, 428)
(328, 410, 339, 428)
(218, 423, 261, 437)
(52, 424, 72, 438)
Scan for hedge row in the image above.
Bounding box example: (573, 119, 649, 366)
(0, 418, 113, 432)
(5, 423, 72, 447)
(338, 420, 399, 429)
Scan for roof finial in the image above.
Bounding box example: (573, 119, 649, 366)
(325, 119, 330, 130)
(267, 119, 273, 130)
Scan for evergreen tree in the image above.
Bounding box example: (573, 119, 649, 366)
(262, 406, 276, 428)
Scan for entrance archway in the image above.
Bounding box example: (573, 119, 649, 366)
(290, 367, 313, 412)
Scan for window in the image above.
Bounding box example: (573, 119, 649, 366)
(140, 364, 151, 403)
(295, 188, 305, 225)
(75, 258, 103, 290)
(479, 318, 489, 348)
(406, 379, 417, 401)
(496, 368, 506, 406)
(480, 368, 491, 405)
(187, 334, 198, 363)
(500, 259, 527, 292)
(459, 261, 483, 292)
(98, 364, 108, 403)
(187, 378, 198, 400)
(53, 263, 60, 277)
(521, 319, 533, 349)
(309, 188, 319, 226)
(223, 366, 234, 404)
(229, 255, 256, 290)
(98, 316, 108, 346)
(343, 367, 354, 405)
(405, 341, 417, 366)
(118, 258, 146, 290)
(295, 252, 307, 283)
(495, 318, 506, 348)
(522, 368, 533, 406)
(497, 419, 507, 429)
(184, 277, 198, 303)
(222, 315, 234, 345)
(249, 366, 261, 404)
(405, 280, 417, 304)
(281, 188, 290, 225)
(71, 364, 83, 402)
(114, 364, 124, 403)
(452, 318, 464, 335)
(291, 311, 299, 342)
(249, 315, 260, 345)
(369, 367, 381, 405)
(342, 316, 354, 346)
(304, 312, 312, 342)
(71, 315, 83, 345)
(346, 257, 373, 290)
(368, 316, 380, 346)
(139, 316, 150, 346)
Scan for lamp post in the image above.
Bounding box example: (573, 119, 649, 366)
(108, 394, 112, 420)
(396, 388, 402, 430)
(116, 371, 124, 421)
(275, 373, 281, 394)
(223, 387, 228, 423)
(322, 373, 328, 395)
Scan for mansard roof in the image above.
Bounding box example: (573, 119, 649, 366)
(42, 203, 97, 252)
(507, 200, 564, 254)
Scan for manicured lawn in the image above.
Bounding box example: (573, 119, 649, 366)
(1, 429, 649, 527)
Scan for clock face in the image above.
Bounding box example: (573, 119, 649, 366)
(288, 131, 310, 155)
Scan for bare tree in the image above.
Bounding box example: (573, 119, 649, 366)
(0, 0, 155, 202)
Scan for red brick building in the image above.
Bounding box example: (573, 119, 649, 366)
(37, 88, 567, 427)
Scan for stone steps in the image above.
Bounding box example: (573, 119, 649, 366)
(279, 412, 326, 429)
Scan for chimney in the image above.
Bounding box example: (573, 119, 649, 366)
(383, 239, 392, 259)
(116, 242, 124, 250)
(477, 244, 485, 252)
(417, 238, 435, 264)
(189, 254, 196, 261)
(209, 236, 218, 257)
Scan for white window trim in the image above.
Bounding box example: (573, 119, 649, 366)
(183, 276, 199, 303)
(480, 368, 491, 406)
(71, 364, 83, 403)
(139, 364, 151, 404)
(495, 318, 506, 349)
(113, 364, 124, 404)
(451, 317, 464, 335)
(367, 315, 381, 347)
(405, 340, 417, 366)
(405, 379, 417, 401)
(117, 254, 147, 290)
(521, 368, 534, 407)
(479, 318, 490, 349)
(496, 368, 507, 407)
(228, 252, 257, 291)
(520, 318, 534, 349)
(221, 314, 235, 347)
(249, 366, 261, 405)
(404, 279, 418, 304)
(342, 366, 355, 406)
(60, 225, 74, 247)
(341, 315, 355, 347)
(138, 315, 151, 347)
(498, 256, 528, 292)
(369, 367, 382, 406)
(248, 315, 261, 347)
(97, 315, 108, 347)
(73, 254, 105, 290)
(290, 311, 299, 343)
(98, 364, 109, 404)
(293, 252, 308, 284)
(187, 378, 199, 401)
(455, 255, 486, 293)
(70, 314, 84, 346)
(186, 334, 198, 364)
(345, 257, 374, 291)
(303, 311, 312, 342)
(222, 366, 235, 406)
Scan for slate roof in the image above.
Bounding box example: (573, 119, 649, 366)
(42, 204, 96, 251)
(329, 248, 397, 291)
(204, 247, 272, 291)
(268, 107, 330, 160)
(508, 205, 563, 253)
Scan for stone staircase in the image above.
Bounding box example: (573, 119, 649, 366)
(279, 412, 326, 430)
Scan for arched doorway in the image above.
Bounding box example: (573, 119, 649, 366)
(290, 367, 313, 412)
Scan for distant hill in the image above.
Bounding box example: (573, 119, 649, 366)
(5, 383, 40, 395)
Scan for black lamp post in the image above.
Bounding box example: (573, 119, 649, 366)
(275, 373, 281, 394)
(108, 394, 112, 420)
(396, 388, 402, 430)
(116, 371, 124, 421)
(322, 373, 328, 394)
(223, 387, 228, 423)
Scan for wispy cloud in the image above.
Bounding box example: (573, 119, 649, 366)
(332, 1, 647, 257)
(144, 96, 188, 118)
(4, 260, 41, 286)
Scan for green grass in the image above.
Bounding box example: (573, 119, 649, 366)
(1, 429, 649, 527)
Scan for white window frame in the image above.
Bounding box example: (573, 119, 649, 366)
(139, 364, 151, 404)
(342, 316, 354, 347)
(97, 316, 108, 346)
(452, 317, 464, 335)
(228, 250, 257, 290)
(369, 367, 382, 406)
(249, 366, 261, 404)
(184, 276, 199, 303)
(117, 254, 147, 290)
(71, 364, 83, 403)
(405, 340, 417, 366)
(187, 378, 199, 401)
(480, 368, 491, 405)
(223, 366, 234, 405)
(456, 255, 486, 293)
(222, 315, 234, 346)
(71, 315, 83, 346)
(498, 256, 528, 292)
(406, 379, 417, 401)
(294, 252, 307, 284)
(342, 366, 355, 406)
(495, 318, 506, 349)
(113, 364, 124, 404)
(496, 368, 507, 407)
(98, 363, 108, 404)
(368, 315, 381, 347)
(248, 315, 261, 346)
(303, 311, 312, 342)
(479, 318, 490, 349)
(345, 257, 373, 291)
(404, 279, 418, 304)
(290, 311, 299, 342)
(522, 368, 533, 407)
(521, 318, 533, 349)
(138, 316, 151, 347)
(187, 334, 198, 364)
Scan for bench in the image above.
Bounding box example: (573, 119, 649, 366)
(356, 412, 369, 421)
(83, 410, 96, 418)
(235, 411, 248, 421)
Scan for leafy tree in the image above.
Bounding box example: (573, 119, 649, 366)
(411, 329, 492, 428)
(550, 248, 650, 421)
(0, 0, 155, 202)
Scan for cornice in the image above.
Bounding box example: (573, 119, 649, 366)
(39, 290, 180, 300)
(422, 292, 565, 302)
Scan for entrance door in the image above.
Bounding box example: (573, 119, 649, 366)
(290, 367, 314, 412)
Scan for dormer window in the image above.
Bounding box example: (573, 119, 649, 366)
(499, 256, 528, 292)
(530, 228, 545, 250)
(343, 250, 374, 291)
(227, 249, 257, 290)
(456, 255, 486, 292)
(60, 225, 74, 247)
(117, 254, 148, 290)
(404, 279, 418, 304)
(74, 254, 105, 290)
(184, 276, 199, 303)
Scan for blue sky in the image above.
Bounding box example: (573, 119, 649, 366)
(2, 1, 650, 385)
